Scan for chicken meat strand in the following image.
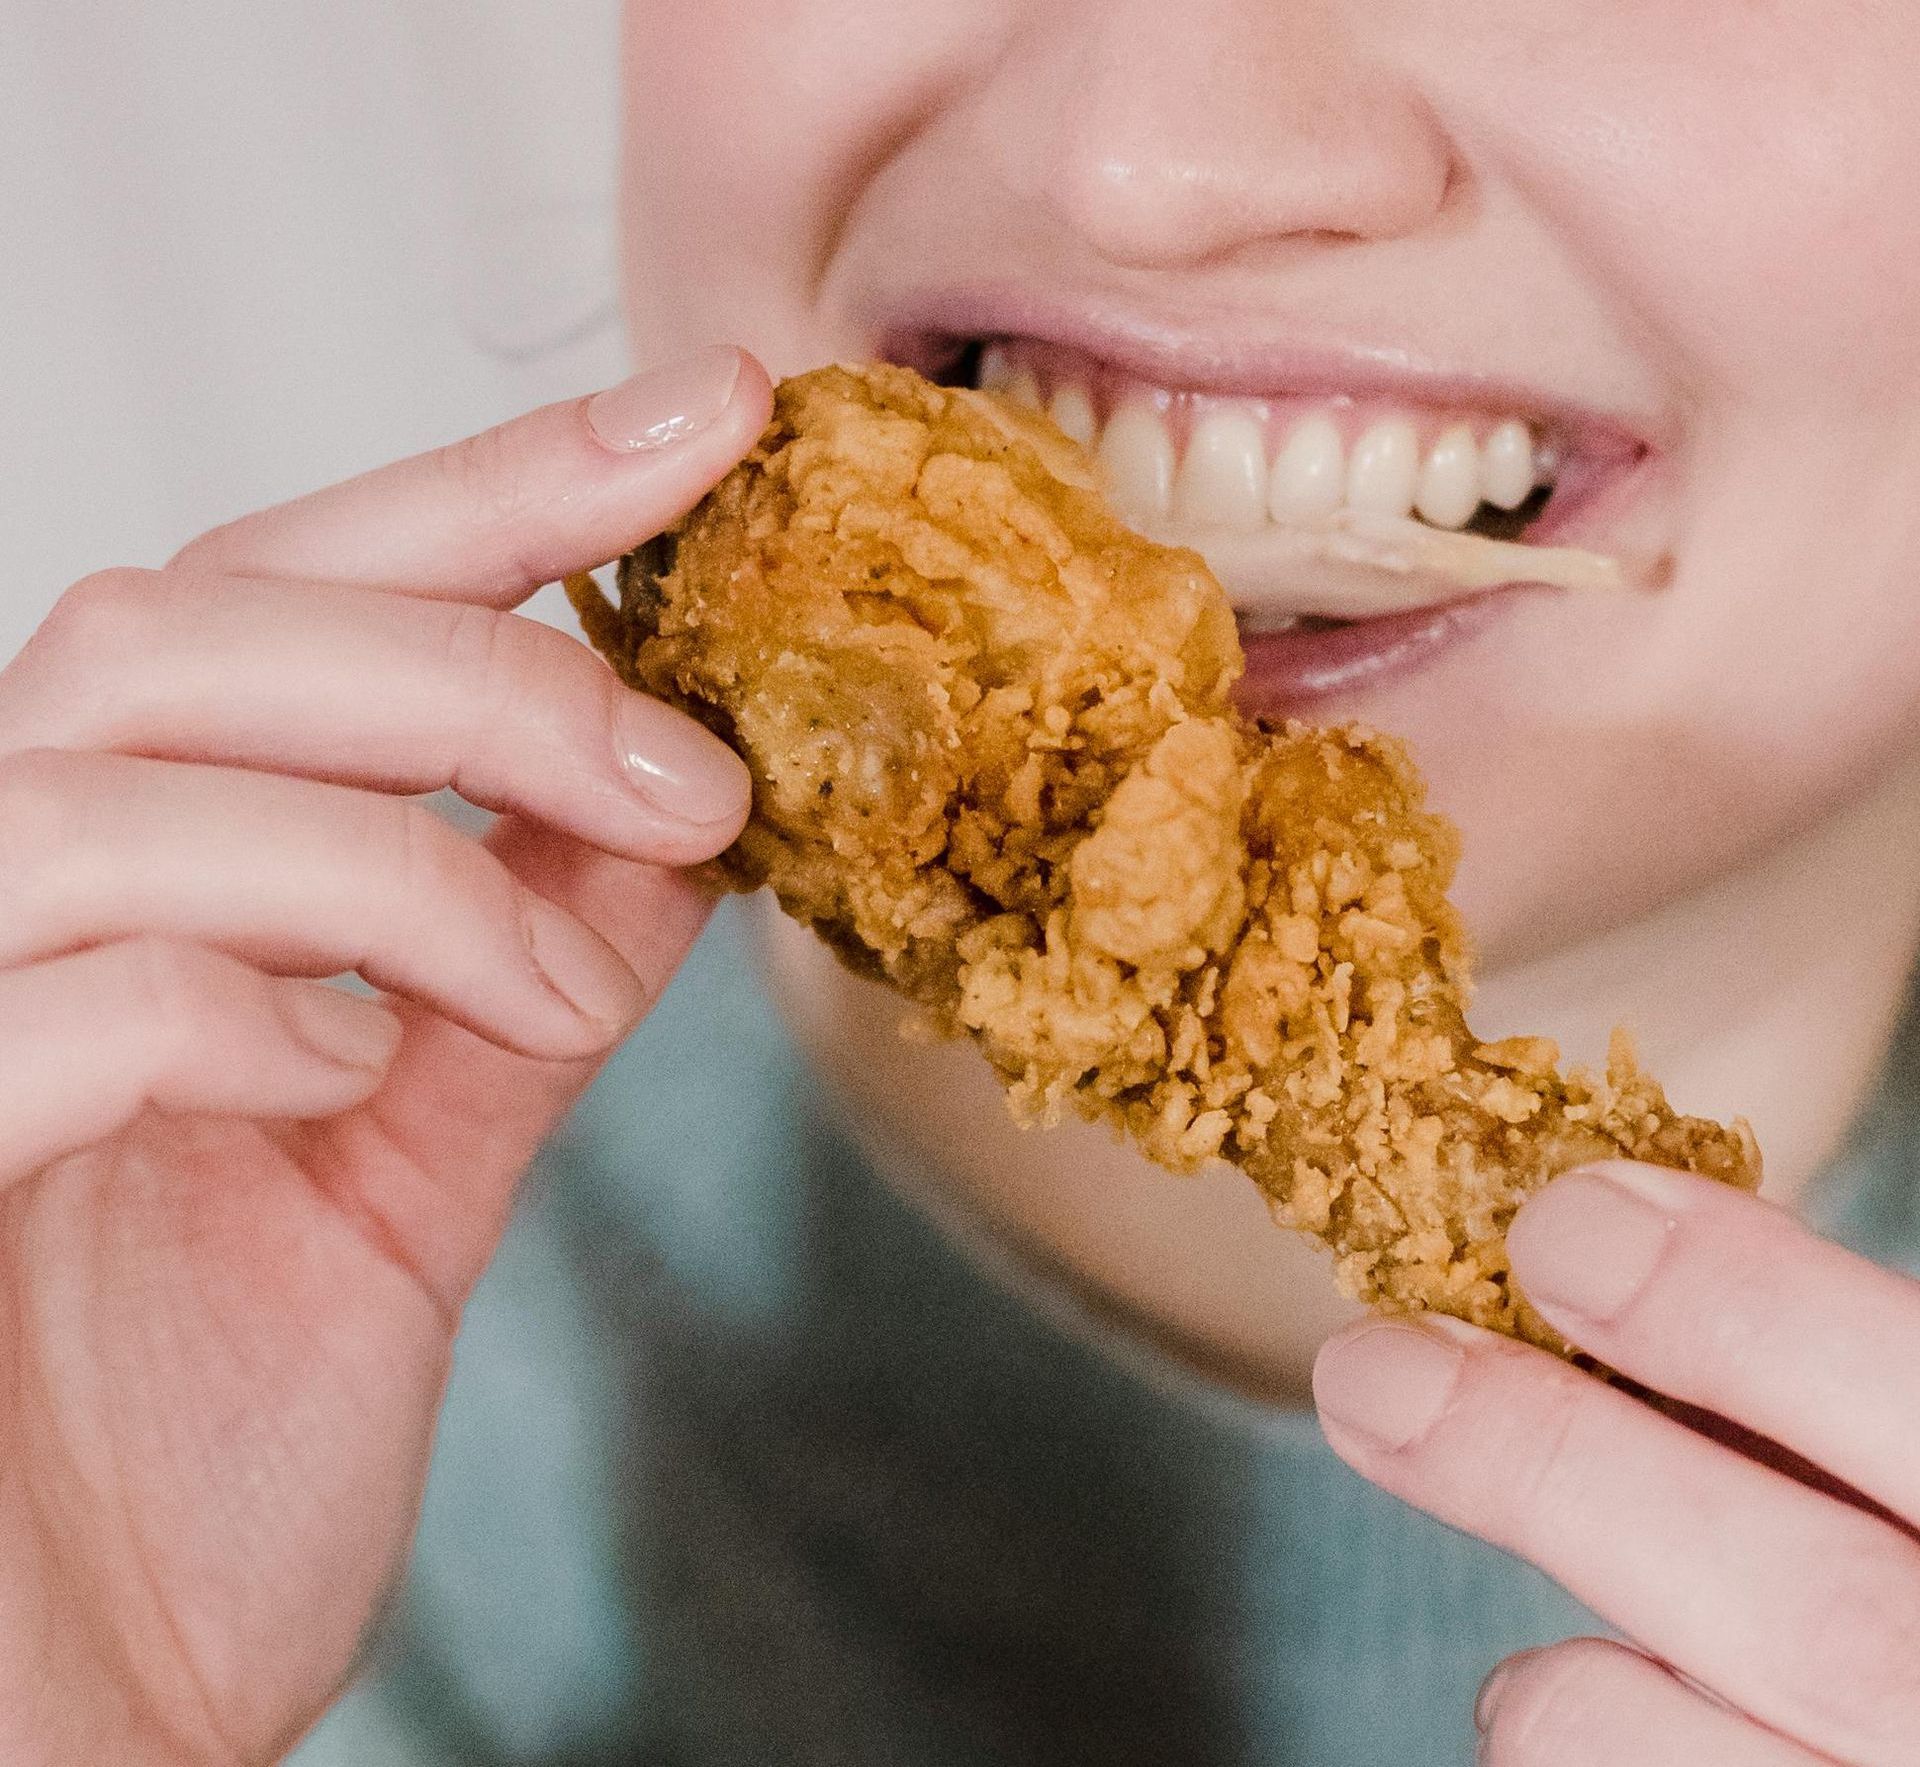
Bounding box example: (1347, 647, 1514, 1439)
(568, 363, 1759, 1352)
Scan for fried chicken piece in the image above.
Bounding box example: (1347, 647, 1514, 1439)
(568, 363, 1759, 1352)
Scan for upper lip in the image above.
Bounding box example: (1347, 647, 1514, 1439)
(873, 282, 1661, 462)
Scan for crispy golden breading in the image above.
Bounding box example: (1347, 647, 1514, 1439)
(569, 362, 1759, 1352)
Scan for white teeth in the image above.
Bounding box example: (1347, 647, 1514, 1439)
(972, 347, 1559, 542)
(1049, 383, 1098, 448)
(1269, 414, 1345, 522)
(976, 342, 1016, 394)
(1175, 407, 1269, 531)
(1482, 419, 1537, 511)
(1415, 423, 1483, 531)
(1006, 366, 1044, 410)
(1097, 401, 1176, 523)
(1346, 418, 1422, 520)
(980, 342, 1044, 409)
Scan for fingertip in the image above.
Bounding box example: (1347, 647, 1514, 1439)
(734, 347, 776, 427)
(485, 819, 721, 1003)
(1311, 1317, 1469, 1453)
(581, 343, 772, 464)
(280, 982, 405, 1075)
(612, 689, 753, 851)
(585, 345, 748, 454)
(168, 346, 780, 605)
(519, 891, 649, 1045)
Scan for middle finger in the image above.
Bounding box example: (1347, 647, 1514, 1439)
(0, 569, 748, 865)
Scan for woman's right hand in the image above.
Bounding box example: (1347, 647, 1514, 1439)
(0, 345, 771, 1765)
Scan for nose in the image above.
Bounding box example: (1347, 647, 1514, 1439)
(974, 0, 1457, 270)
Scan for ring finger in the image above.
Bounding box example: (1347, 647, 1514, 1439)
(0, 748, 643, 1058)
(0, 938, 401, 1184)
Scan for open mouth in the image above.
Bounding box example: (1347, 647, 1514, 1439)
(967, 337, 1560, 544)
(900, 332, 1658, 647)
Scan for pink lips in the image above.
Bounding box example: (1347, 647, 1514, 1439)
(1235, 589, 1521, 720)
(878, 286, 1667, 464)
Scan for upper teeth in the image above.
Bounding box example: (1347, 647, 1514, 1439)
(1048, 382, 1098, 448)
(976, 341, 1550, 538)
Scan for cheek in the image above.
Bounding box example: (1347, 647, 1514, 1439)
(1381, 5, 1920, 952)
(619, 6, 827, 354)
(1380, 480, 1920, 969)
(620, 1, 1002, 365)
(1433, 5, 1920, 407)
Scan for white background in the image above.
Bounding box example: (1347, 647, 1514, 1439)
(4, 0, 631, 665)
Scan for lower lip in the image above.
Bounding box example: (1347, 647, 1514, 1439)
(1233, 588, 1523, 720)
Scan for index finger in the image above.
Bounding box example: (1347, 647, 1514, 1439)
(170, 345, 773, 604)
(1505, 1162, 1920, 1527)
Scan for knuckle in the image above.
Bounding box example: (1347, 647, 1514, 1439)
(1778, 1530, 1920, 1736)
(116, 937, 267, 1075)
(430, 422, 562, 596)
(365, 797, 526, 979)
(1506, 1374, 1601, 1548)
(0, 747, 84, 863)
(166, 517, 248, 574)
(375, 796, 475, 913)
(436, 423, 536, 547)
(383, 795, 448, 892)
(39, 566, 165, 655)
(439, 601, 588, 735)
(4, 570, 201, 747)
(119, 936, 225, 1041)
(438, 601, 525, 712)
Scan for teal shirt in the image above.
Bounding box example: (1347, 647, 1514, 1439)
(292, 908, 1920, 1765)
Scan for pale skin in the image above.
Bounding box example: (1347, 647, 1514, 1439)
(9, 4, 1920, 1766)
(0, 349, 774, 1762)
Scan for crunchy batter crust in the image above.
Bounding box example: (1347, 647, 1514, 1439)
(569, 362, 1759, 1352)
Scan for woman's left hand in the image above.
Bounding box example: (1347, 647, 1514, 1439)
(1312, 1161, 1920, 1766)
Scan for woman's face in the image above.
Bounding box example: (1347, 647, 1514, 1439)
(619, 0, 1920, 966)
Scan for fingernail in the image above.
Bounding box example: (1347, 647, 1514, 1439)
(284, 985, 402, 1072)
(615, 693, 751, 827)
(1507, 1165, 1680, 1324)
(1313, 1321, 1466, 1452)
(586, 346, 743, 453)
(521, 894, 644, 1029)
